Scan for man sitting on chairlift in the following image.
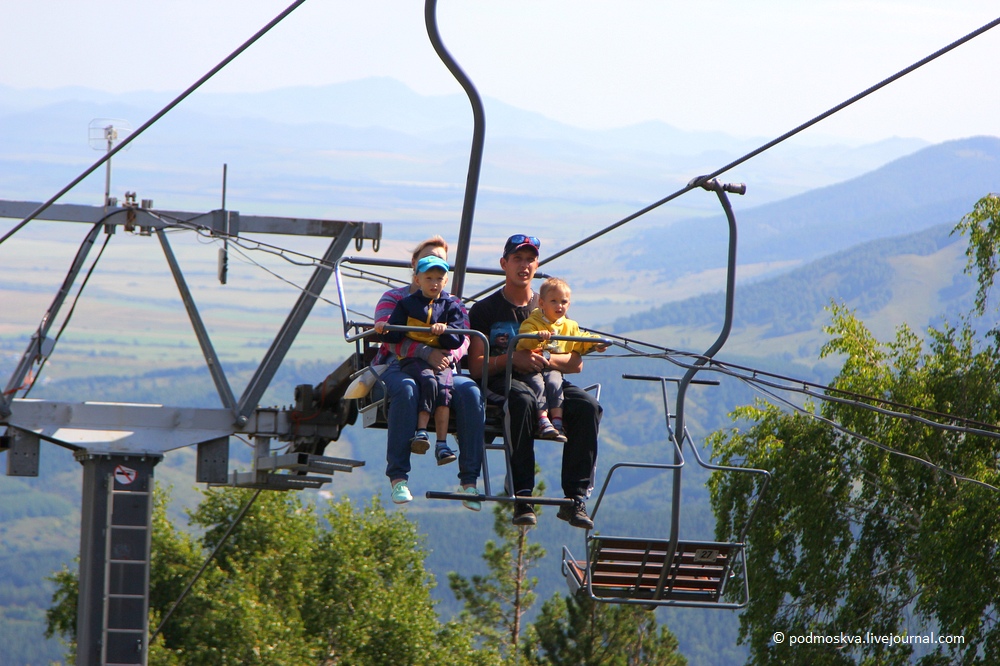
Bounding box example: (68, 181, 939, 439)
(468, 234, 602, 528)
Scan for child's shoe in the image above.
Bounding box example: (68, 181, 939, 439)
(410, 430, 430, 454)
(537, 416, 567, 442)
(435, 442, 457, 466)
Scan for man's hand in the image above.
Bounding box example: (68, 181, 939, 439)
(512, 348, 547, 374)
(373, 321, 388, 334)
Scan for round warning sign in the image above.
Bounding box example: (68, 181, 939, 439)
(114, 465, 137, 485)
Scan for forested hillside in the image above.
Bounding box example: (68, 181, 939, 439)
(612, 222, 976, 337)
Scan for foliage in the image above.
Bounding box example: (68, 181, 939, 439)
(707, 292, 1000, 665)
(46, 485, 483, 665)
(305, 498, 484, 665)
(523, 593, 687, 666)
(449, 499, 545, 663)
(954, 193, 1000, 316)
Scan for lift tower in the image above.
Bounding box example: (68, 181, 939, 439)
(0, 198, 380, 665)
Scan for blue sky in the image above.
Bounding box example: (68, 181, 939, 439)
(3, 1, 998, 143)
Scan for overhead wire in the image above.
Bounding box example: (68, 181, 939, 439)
(23, 225, 113, 397)
(6, 8, 996, 494)
(2, 10, 997, 646)
(149, 488, 263, 645)
(151, 210, 386, 321)
(574, 330, 1000, 489)
(0, 0, 309, 248)
(582, 327, 1000, 439)
(739, 376, 999, 492)
(466, 13, 1000, 302)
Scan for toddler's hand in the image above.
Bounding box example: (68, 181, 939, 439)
(429, 322, 446, 335)
(537, 330, 552, 341)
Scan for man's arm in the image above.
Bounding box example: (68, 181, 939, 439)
(467, 334, 488, 380)
(546, 351, 583, 374)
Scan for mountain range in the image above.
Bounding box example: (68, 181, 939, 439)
(1, 78, 999, 665)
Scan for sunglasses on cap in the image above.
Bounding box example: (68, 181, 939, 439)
(503, 234, 541, 257)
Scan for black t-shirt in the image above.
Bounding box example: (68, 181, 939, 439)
(469, 288, 539, 358)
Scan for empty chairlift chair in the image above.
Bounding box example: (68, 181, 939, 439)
(562, 374, 771, 609)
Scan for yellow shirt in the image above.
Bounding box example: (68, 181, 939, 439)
(515, 308, 601, 355)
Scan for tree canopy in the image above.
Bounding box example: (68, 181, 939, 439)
(47, 487, 484, 665)
(707, 194, 1000, 665)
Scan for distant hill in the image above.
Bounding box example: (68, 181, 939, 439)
(0, 78, 927, 227)
(616, 136, 1000, 286)
(612, 221, 976, 336)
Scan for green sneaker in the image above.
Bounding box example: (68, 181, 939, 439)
(458, 486, 481, 512)
(391, 480, 413, 504)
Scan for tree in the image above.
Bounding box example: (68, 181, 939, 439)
(47, 486, 483, 665)
(953, 193, 1000, 316)
(449, 500, 545, 663)
(523, 593, 687, 666)
(305, 498, 485, 665)
(706, 193, 1000, 665)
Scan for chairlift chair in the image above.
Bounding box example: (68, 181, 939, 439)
(561, 374, 770, 609)
(327, 256, 617, 509)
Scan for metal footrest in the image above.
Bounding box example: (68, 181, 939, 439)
(256, 452, 365, 475)
(224, 470, 331, 491)
(220, 452, 365, 491)
(426, 491, 575, 507)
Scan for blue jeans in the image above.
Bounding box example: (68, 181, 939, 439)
(381, 363, 484, 486)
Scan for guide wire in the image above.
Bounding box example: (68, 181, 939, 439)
(739, 377, 999, 492)
(465, 14, 1000, 302)
(0, 0, 309, 247)
(22, 227, 113, 397)
(578, 328, 1000, 447)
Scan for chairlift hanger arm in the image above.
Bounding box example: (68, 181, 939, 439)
(424, 0, 484, 298)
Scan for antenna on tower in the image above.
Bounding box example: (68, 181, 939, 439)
(219, 163, 229, 285)
(88, 118, 132, 210)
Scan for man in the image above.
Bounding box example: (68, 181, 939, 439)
(468, 234, 601, 528)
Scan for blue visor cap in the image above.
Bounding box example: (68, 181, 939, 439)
(416, 255, 450, 274)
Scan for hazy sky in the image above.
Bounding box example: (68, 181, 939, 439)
(3, 1, 999, 143)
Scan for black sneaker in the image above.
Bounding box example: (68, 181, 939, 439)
(557, 499, 594, 529)
(512, 501, 537, 527)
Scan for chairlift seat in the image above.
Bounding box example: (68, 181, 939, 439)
(563, 535, 747, 608)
